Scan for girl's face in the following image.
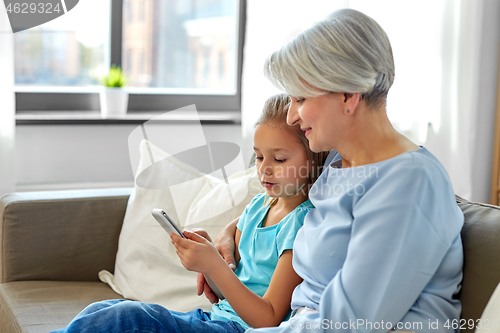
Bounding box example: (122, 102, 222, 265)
(253, 124, 310, 199)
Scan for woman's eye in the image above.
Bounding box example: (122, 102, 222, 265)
(275, 159, 286, 163)
(296, 98, 305, 104)
(255, 156, 263, 161)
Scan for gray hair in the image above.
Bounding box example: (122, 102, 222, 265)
(264, 8, 395, 108)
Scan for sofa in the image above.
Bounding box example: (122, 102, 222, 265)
(0, 188, 499, 333)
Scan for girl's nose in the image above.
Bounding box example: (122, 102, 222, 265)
(259, 161, 272, 176)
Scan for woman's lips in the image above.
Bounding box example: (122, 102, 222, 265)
(303, 127, 312, 137)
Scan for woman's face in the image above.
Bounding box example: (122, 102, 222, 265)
(287, 92, 346, 152)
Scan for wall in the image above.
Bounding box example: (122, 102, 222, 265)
(0, 6, 15, 198)
(15, 123, 244, 191)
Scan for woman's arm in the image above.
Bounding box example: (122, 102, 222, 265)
(215, 217, 239, 266)
(172, 232, 302, 328)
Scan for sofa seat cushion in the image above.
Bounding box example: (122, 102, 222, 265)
(0, 281, 124, 333)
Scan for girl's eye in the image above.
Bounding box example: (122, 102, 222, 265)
(296, 98, 305, 104)
(275, 159, 286, 163)
(255, 156, 263, 161)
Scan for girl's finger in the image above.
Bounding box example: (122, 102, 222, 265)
(189, 228, 212, 242)
(183, 230, 209, 244)
(172, 235, 193, 250)
(170, 232, 181, 243)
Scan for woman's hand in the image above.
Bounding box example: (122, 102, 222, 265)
(214, 218, 239, 268)
(171, 231, 224, 274)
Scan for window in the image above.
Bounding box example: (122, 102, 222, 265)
(15, 0, 246, 112)
(14, 0, 109, 87)
(123, 0, 237, 93)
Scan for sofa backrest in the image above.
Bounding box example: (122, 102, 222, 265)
(457, 196, 500, 332)
(0, 188, 131, 283)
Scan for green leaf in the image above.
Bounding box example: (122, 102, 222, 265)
(100, 65, 127, 87)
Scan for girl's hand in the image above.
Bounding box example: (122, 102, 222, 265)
(189, 228, 220, 302)
(171, 230, 224, 274)
(194, 219, 239, 302)
(189, 228, 213, 243)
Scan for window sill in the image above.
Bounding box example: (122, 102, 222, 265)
(15, 110, 241, 125)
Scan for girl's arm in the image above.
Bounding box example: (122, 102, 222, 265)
(172, 231, 302, 328)
(194, 218, 239, 303)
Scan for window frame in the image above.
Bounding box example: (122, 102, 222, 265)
(15, 0, 246, 113)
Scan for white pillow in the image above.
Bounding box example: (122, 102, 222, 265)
(99, 140, 262, 312)
(475, 282, 500, 333)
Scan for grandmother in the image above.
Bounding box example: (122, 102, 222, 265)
(207, 8, 464, 333)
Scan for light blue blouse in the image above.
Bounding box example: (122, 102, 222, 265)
(210, 193, 313, 329)
(248, 148, 464, 333)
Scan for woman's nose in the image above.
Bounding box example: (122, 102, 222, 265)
(287, 100, 300, 126)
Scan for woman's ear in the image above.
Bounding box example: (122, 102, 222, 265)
(343, 93, 361, 115)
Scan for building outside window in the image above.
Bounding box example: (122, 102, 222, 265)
(13, 0, 244, 112)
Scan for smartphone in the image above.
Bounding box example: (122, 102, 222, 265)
(152, 209, 224, 299)
(151, 209, 186, 238)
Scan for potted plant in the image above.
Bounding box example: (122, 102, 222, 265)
(99, 65, 128, 118)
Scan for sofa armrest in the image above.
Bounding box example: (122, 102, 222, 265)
(0, 188, 132, 283)
(456, 195, 500, 331)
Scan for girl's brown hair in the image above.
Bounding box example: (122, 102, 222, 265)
(255, 93, 330, 205)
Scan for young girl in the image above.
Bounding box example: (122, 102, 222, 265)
(52, 94, 328, 333)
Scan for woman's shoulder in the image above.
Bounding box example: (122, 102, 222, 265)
(324, 147, 450, 186)
(371, 147, 450, 181)
(398, 147, 452, 183)
(372, 148, 460, 212)
(341, 147, 457, 209)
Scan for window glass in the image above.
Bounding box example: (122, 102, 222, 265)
(122, 0, 238, 94)
(14, 0, 110, 86)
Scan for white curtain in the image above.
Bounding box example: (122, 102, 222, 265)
(423, 0, 483, 201)
(0, 6, 15, 198)
(241, 0, 499, 202)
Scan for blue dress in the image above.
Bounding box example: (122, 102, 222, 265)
(248, 148, 464, 333)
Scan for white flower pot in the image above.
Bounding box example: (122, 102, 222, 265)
(99, 87, 129, 118)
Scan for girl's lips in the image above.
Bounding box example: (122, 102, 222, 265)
(262, 182, 276, 189)
(303, 128, 312, 137)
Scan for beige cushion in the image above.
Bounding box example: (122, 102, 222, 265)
(0, 281, 124, 333)
(457, 196, 500, 333)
